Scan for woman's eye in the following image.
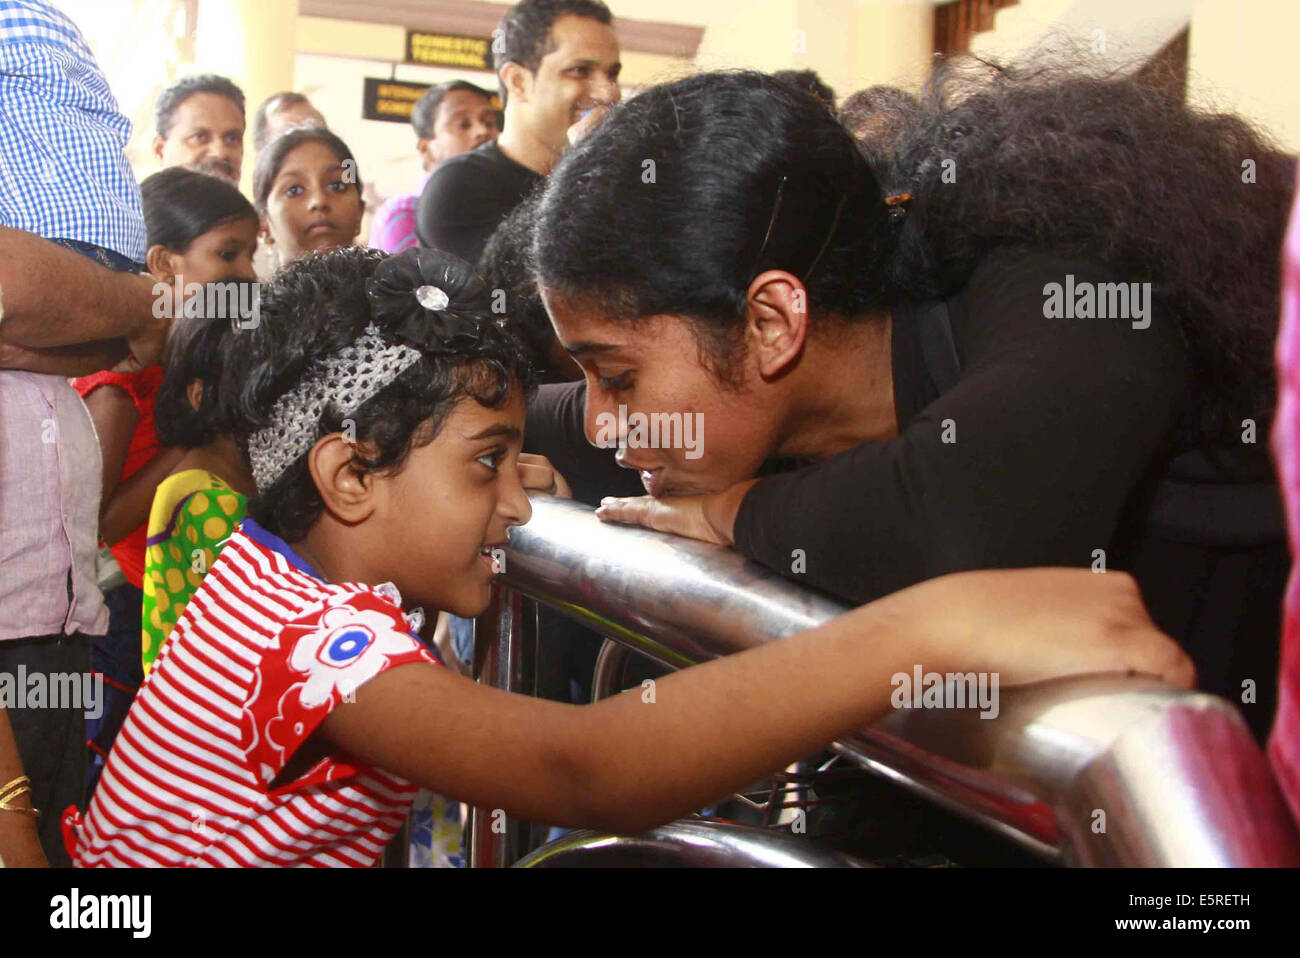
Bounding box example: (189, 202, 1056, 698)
(477, 450, 504, 472)
(219, 249, 236, 261)
(597, 371, 634, 392)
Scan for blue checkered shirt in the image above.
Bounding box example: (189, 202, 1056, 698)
(0, 0, 144, 261)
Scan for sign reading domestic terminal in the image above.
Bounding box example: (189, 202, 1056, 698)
(406, 30, 492, 70)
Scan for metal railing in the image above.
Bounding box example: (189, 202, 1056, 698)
(470, 495, 1300, 867)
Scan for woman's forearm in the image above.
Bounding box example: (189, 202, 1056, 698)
(0, 339, 131, 376)
(0, 226, 159, 350)
(0, 707, 46, 868)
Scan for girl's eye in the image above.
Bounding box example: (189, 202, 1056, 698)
(284, 184, 303, 197)
(219, 249, 236, 261)
(597, 371, 634, 392)
(477, 449, 505, 472)
(327, 180, 348, 193)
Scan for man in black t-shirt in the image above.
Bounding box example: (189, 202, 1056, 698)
(416, 0, 622, 265)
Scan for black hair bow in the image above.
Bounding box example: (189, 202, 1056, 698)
(367, 247, 492, 353)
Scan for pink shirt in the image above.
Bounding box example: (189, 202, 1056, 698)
(368, 173, 430, 254)
(0, 370, 108, 639)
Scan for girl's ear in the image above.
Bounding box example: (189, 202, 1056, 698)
(146, 244, 177, 284)
(259, 214, 274, 245)
(307, 433, 376, 524)
(186, 379, 204, 414)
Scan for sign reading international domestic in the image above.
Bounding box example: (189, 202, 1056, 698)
(405, 30, 493, 70)
(362, 78, 502, 124)
(362, 78, 431, 123)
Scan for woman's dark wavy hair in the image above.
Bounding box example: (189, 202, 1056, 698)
(252, 127, 362, 214)
(155, 279, 257, 448)
(220, 246, 533, 542)
(141, 167, 257, 251)
(535, 63, 1294, 441)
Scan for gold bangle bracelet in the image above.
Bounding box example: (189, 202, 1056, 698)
(0, 774, 38, 816)
(0, 774, 31, 803)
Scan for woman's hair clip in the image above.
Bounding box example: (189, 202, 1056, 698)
(884, 192, 913, 225)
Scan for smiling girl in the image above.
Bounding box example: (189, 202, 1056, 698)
(63, 247, 1190, 867)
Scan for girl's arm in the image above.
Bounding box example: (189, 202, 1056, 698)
(100, 446, 185, 546)
(82, 385, 137, 519)
(321, 567, 1193, 834)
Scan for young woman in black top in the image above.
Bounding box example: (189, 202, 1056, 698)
(522, 64, 1294, 738)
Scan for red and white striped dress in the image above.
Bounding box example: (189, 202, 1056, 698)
(67, 520, 438, 867)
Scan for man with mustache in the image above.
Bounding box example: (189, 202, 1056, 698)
(152, 74, 246, 185)
(416, 0, 621, 265)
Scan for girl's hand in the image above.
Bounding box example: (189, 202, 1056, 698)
(517, 453, 572, 499)
(595, 479, 758, 547)
(882, 568, 1196, 689)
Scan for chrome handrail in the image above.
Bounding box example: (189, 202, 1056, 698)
(472, 495, 1300, 867)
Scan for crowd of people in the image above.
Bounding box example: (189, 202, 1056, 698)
(0, 0, 1296, 869)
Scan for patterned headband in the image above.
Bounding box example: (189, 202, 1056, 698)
(246, 320, 426, 493)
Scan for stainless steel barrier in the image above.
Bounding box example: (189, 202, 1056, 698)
(472, 495, 1300, 867)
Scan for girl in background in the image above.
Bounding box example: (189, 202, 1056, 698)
(254, 127, 365, 270)
(141, 296, 255, 675)
(73, 168, 259, 797)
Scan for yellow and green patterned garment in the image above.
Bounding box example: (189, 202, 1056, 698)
(142, 469, 247, 675)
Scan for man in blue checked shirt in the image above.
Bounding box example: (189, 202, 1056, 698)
(0, 0, 168, 867)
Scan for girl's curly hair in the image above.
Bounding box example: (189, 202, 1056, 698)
(220, 246, 534, 542)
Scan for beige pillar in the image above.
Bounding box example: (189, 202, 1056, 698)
(194, 0, 298, 194)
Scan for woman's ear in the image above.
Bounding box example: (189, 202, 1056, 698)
(186, 379, 204, 414)
(744, 270, 810, 380)
(307, 433, 376, 525)
(145, 244, 176, 285)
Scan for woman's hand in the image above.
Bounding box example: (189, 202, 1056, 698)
(594, 479, 758, 547)
(517, 453, 572, 499)
(881, 568, 1196, 689)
